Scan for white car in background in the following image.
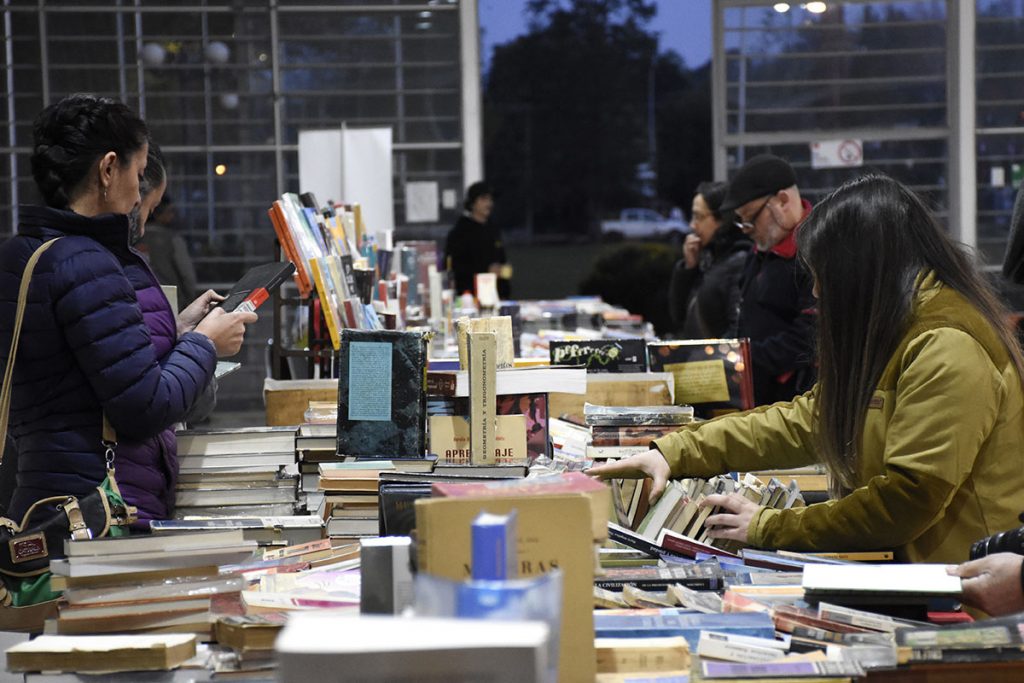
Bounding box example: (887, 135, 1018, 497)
(600, 208, 690, 243)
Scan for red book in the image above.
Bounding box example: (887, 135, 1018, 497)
(656, 528, 740, 560)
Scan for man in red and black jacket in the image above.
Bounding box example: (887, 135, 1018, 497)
(720, 154, 816, 406)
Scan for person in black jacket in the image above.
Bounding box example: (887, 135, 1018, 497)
(720, 155, 817, 406)
(443, 181, 509, 298)
(669, 181, 752, 338)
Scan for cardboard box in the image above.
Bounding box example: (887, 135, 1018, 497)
(263, 378, 338, 426)
(416, 493, 596, 683)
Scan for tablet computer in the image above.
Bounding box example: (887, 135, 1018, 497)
(220, 262, 296, 313)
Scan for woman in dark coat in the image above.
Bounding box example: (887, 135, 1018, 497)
(0, 95, 255, 525)
(668, 181, 752, 338)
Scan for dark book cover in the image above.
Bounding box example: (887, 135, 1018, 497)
(548, 338, 647, 373)
(378, 482, 432, 537)
(337, 329, 429, 458)
(591, 425, 681, 447)
(647, 338, 754, 418)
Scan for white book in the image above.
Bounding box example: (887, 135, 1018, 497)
(697, 631, 788, 664)
(64, 529, 246, 557)
(50, 544, 258, 578)
(6, 634, 197, 674)
(802, 563, 962, 598)
(431, 366, 588, 397)
(276, 614, 550, 683)
(176, 486, 296, 507)
(177, 452, 295, 470)
(176, 427, 296, 456)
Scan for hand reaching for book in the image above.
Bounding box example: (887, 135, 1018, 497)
(195, 306, 258, 358)
(948, 553, 1024, 616)
(586, 449, 671, 504)
(177, 289, 226, 336)
(702, 493, 759, 544)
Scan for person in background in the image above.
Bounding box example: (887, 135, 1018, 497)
(721, 154, 816, 405)
(590, 174, 1024, 565)
(0, 94, 256, 526)
(136, 159, 198, 308)
(668, 181, 752, 338)
(443, 181, 510, 298)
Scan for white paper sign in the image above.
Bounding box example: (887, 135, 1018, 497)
(810, 139, 864, 169)
(404, 181, 440, 223)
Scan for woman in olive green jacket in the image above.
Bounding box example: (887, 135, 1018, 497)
(591, 175, 1024, 565)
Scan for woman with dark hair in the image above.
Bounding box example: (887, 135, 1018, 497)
(591, 174, 1024, 564)
(668, 181, 751, 337)
(443, 181, 509, 298)
(0, 94, 255, 526)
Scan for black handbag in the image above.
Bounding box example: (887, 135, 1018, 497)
(0, 238, 136, 628)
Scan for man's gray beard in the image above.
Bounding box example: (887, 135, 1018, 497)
(127, 205, 143, 246)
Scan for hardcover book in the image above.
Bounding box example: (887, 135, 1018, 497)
(337, 329, 429, 458)
(549, 338, 647, 373)
(647, 338, 754, 417)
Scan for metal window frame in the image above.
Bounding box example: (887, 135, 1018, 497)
(713, 0, 976, 247)
(0, 0, 479, 237)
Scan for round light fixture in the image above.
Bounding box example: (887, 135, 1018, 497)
(773, 2, 791, 11)
(205, 41, 230, 64)
(805, 2, 827, 13)
(215, 164, 227, 176)
(141, 42, 166, 66)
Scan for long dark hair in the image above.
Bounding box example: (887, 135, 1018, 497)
(141, 140, 166, 199)
(30, 94, 149, 209)
(798, 174, 1024, 492)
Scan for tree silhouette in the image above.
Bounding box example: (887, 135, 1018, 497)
(484, 0, 711, 238)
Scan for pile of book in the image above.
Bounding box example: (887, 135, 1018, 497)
(175, 426, 299, 519)
(296, 421, 338, 514)
(50, 530, 256, 636)
(585, 402, 695, 461)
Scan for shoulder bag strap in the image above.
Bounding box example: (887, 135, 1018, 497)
(0, 239, 62, 453)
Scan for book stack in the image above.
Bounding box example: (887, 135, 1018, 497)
(49, 530, 256, 637)
(296, 422, 338, 514)
(175, 427, 299, 519)
(317, 461, 389, 539)
(585, 403, 695, 461)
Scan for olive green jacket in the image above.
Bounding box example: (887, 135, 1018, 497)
(653, 273, 1024, 563)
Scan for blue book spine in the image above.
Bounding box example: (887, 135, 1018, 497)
(471, 511, 517, 581)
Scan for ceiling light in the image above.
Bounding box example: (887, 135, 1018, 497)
(773, 2, 791, 11)
(805, 2, 827, 13)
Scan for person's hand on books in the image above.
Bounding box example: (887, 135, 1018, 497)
(177, 289, 226, 336)
(701, 493, 758, 543)
(586, 449, 671, 503)
(194, 306, 258, 357)
(948, 553, 1024, 616)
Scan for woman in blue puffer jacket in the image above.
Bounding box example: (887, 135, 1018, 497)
(0, 94, 256, 526)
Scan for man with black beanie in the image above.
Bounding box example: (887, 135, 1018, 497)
(720, 154, 816, 405)
(443, 181, 510, 298)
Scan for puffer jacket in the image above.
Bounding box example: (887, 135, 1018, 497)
(653, 272, 1024, 564)
(0, 206, 216, 524)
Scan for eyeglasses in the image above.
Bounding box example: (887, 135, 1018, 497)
(734, 196, 772, 231)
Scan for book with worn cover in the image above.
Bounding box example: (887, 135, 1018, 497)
(647, 338, 754, 418)
(337, 329, 429, 458)
(7, 634, 198, 673)
(549, 338, 647, 373)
